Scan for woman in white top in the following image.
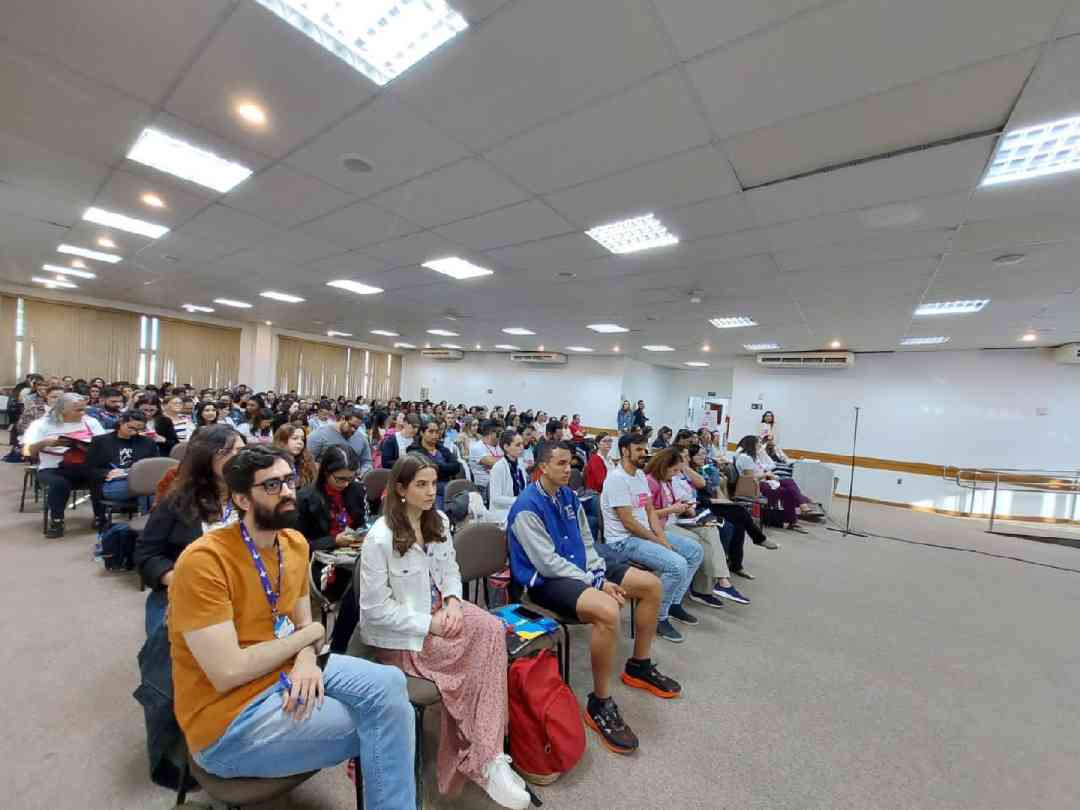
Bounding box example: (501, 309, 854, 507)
(23, 393, 107, 537)
(488, 429, 528, 515)
(358, 455, 529, 809)
(733, 435, 808, 532)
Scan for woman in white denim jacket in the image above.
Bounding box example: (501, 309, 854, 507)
(357, 455, 529, 809)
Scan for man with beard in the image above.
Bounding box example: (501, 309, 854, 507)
(167, 445, 415, 806)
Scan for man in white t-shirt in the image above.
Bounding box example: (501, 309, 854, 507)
(600, 433, 704, 644)
(468, 419, 503, 492)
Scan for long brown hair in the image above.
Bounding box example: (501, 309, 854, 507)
(273, 424, 317, 488)
(384, 454, 447, 557)
(645, 445, 682, 481)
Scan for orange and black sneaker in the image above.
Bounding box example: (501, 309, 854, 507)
(584, 694, 639, 754)
(621, 658, 682, 699)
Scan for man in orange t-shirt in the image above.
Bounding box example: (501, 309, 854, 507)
(169, 445, 414, 808)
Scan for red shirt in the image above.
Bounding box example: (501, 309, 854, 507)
(569, 421, 584, 440)
(584, 452, 609, 492)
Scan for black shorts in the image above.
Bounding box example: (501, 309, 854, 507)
(527, 563, 631, 621)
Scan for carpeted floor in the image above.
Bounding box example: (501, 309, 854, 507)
(3, 463, 1079, 810)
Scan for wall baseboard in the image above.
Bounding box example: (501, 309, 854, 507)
(837, 494, 1080, 526)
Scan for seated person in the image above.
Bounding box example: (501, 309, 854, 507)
(272, 424, 318, 489)
(380, 413, 418, 469)
(237, 407, 275, 443)
(673, 429, 695, 450)
(467, 419, 503, 494)
(358, 456, 529, 809)
(307, 400, 335, 432)
(296, 446, 368, 654)
(15, 379, 58, 439)
(24, 393, 108, 537)
(645, 448, 748, 608)
(734, 435, 811, 532)
(168, 445, 415, 806)
(651, 426, 673, 450)
(519, 424, 537, 471)
(508, 441, 680, 755)
(599, 434, 705, 644)
(568, 414, 585, 441)
(87, 386, 125, 431)
(488, 429, 527, 516)
(308, 407, 374, 472)
(135, 425, 245, 635)
(406, 417, 462, 509)
(87, 409, 160, 505)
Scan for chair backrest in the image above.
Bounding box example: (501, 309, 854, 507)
(445, 479, 479, 502)
(734, 473, 760, 500)
(128, 457, 180, 497)
(169, 442, 188, 461)
(568, 468, 584, 492)
(453, 522, 508, 583)
(363, 468, 391, 502)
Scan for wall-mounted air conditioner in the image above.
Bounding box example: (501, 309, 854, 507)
(420, 348, 464, 361)
(756, 351, 854, 369)
(1053, 343, 1080, 364)
(510, 352, 567, 365)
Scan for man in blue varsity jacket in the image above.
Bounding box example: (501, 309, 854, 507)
(507, 440, 681, 756)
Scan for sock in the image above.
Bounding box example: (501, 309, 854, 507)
(627, 657, 650, 671)
(587, 692, 610, 710)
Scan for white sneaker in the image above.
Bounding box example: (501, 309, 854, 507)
(481, 753, 531, 809)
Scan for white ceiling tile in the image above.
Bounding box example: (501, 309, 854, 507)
(484, 70, 711, 194)
(951, 213, 1080, 255)
(364, 265, 456, 293)
(94, 170, 211, 229)
(297, 202, 417, 251)
(686, 0, 1062, 139)
(223, 165, 355, 229)
(965, 171, 1080, 222)
(299, 252, 391, 283)
(774, 230, 951, 272)
(63, 220, 155, 259)
(390, 0, 676, 150)
(661, 193, 757, 242)
(1003, 37, 1080, 132)
(4, 0, 232, 104)
(680, 228, 774, 265)
(220, 231, 346, 269)
(746, 137, 993, 226)
(434, 201, 574, 251)
(0, 132, 109, 208)
(543, 145, 740, 228)
(651, 0, 827, 61)
(172, 204, 278, 258)
(484, 233, 608, 272)
(724, 49, 1039, 187)
(285, 94, 469, 196)
(932, 244, 1080, 301)
(365, 231, 466, 269)
(371, 159, 528, 228)
(454, 0, 513, 22)
(165, 2, 375, 160)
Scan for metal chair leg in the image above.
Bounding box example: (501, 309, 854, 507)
(353, 756, 364, 809)
(19, 469, 29, 512)
(176, 757, 191, 805)
(629, 599, 636, 640)
(414, 705, 426, 810)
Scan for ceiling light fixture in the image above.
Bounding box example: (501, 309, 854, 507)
(264, 320, 273, 326)
(685, 361, 710, 367)
(341, 154, 374, 173)
(235, 101, 267, 126)
(32, 276, 77, 289)
(709, 316, 757, 329)
(213, 298, 253, 309)
(586, 213, 678, 255)
(830, 340, 843, 349)
(441, 343, 463, 349)
(1020, 332, 1038, 342)
(127, 127, 253, 193)
(370, 329, 399, 337)
(259, 290, 305, 303)
(97, 236, 117, 249)
(900, 336, 950, 346)
(427, 328, 459, 337)
(327, 330, 352, 337)
(83, 207, 169, 238)
(140, 192, 166, 209)
(394, 341, 416, 349)
(701, 344, 710, 352)
(642, 345, 675, 352)
(915, 299, 990, 316)
(422, 257, 494, 280)
(42, 264, 96, 279)
(182, 304, 215, 313)
(494, 344, 519, 350)
(612, 345, 620, 353)
(993, 253, 1026, 266)
(252, 0, 469, 86)
(565, 346, 594, 352)
(587, 323, 628, 333)
(502, 327, 535, 336)
(475, 343, 482, 350)
(327, 279, 384, 295)
(982, 115, 1080, 187)
(57, 243, 122, 263)
(744, 343, 780, 351)
(69, 259, 87, 268)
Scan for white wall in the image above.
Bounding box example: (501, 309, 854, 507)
(620, 358, 734, 432)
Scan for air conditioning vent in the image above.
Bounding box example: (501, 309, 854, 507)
(756, 351, 854, 369)
(1053, 343, 1080, 364)
(420, 348, 463, 361)
(510, 352, 567, 365)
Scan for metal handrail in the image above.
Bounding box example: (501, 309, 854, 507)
(943, 467, 1080, 531)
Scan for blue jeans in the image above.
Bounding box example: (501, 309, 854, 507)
(606, 531, 704, 620)
(144, 589, 168, 637)
(193, 654, 415, 810)
(102, 477, 150, 513)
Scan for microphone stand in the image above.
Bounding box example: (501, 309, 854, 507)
(827, 405, 867, 538)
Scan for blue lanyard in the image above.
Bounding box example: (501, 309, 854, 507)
(238, 522, 284, 622)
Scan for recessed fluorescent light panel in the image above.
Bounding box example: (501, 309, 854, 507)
(394, 341, 416, 349)
(502, 327, 535, 336)
(213, 298, 253, 309)
(42, 264, 96, 280)
(57, 243, 122, 263)
(585, 213, 679, 255)
(259, 291, 305, 303)
(744, 343, 780, 351)
(327, 280, 384, 295)
(982, 115, 1080, 187)
(642, 345, 675, 352)
(914, 300, 989, 316)
(441, 343, 463, 349)
(127, 127, 253, 193)
(709, 316, 758, 329)
(82, 207, 169, 239)
(426, 328, 459, 337)
(587, 323, 628, 333)
(422, 257, 494, 280)
(900, 336, 950, 346)
(494, 344, 519, 350)
(182, 304, 215, 313)
(370, 329, 399, 336)
(327, 330, 352, 337)
(32, 276, 77, 289)
(253, 0, 468, 86)
(685, 361, 710, 367)
(565, 346, 594, 352)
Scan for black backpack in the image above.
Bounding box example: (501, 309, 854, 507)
(100, 523, 138, 571)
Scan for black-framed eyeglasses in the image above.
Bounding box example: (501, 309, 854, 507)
(255, 472, 300, 495)
(331, 472, 356, 485)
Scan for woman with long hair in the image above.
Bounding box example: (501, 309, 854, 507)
(134, 392, 179, 455)
(134, 424, 244, 634)
(193, 400, 221, 431)
(369, 411, 387, 469)
(454, 416, 479, 461)
(358, 456, 528, 809)
(272, 423, 317, 488)
(734, 435, 806, 532)
(162, 393, 194, 444)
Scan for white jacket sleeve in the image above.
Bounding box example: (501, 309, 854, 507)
(357, 525, 432, 642)
(488, 458, 517, 510)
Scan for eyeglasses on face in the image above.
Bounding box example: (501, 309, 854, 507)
(255, 472, 300, 495)
(331, 472, 356, 485)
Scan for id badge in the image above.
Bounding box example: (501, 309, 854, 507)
(274, 615, 295, 639)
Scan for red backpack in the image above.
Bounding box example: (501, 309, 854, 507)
(508, 649, 586, 785)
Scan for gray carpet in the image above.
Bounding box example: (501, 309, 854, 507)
(2, 464, 1079, 810)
